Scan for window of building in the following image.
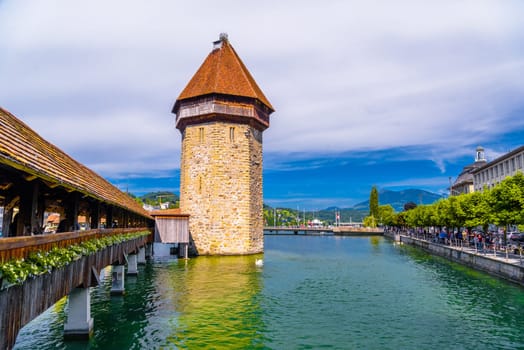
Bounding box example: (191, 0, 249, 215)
(495, 166, 499, 177)
(500, 163, 504, 176)
(517, 155, 522, 169)
(511, 157, 516, 172)
(505, 160, 509, 174)
(199, 127, 204, 143)
(229, 127, 235, 143)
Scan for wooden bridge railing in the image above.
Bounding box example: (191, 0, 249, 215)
(0, 227, 153, 263)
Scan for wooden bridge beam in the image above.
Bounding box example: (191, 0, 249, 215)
(90, 201, 101, 229)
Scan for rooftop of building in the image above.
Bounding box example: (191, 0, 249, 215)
(174, 33, 274, 112)
(0, 107, 151, 218)
(149, 208, 189, 218)
(472, 145, 524, 174)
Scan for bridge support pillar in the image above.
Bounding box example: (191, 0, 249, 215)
(127, 254, 138, 275)
(110, 265, 125, 295)
(137, 247, 146, 265)
(145, 243, 153, 260)
(64, 287, 93, 339)
(178, 243, 189, 259)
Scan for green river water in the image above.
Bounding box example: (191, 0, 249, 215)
(13, 235, 524, 349)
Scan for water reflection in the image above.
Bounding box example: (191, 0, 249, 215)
(395, 243, 524, 347)
(156, 255, 265, 349)
(13, 237, 524, 350)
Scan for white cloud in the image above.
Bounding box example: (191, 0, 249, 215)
(1, 0, 523, 182)
(25, 109, 180, 177)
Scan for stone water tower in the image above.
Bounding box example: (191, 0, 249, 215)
(172, 34, 274, 255)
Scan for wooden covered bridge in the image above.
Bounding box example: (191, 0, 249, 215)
(0, 107, 152, 235)
(0, 107, 175, 349)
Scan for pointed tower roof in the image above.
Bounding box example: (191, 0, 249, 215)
(174, 34, 274, 112)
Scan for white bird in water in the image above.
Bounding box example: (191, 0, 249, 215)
(255, 259, 264, 267)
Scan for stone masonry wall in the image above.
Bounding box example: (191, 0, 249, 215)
(179, 121, 264, 255)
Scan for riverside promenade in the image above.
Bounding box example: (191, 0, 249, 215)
(384, 230, 524, 286)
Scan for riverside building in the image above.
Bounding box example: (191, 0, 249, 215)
(172, 34, 274, 255)
(450, 146, 487, 195)
(471, 145, 524, 192)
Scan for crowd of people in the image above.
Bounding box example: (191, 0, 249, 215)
(395, 226, 522, 254)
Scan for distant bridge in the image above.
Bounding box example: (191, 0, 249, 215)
(264, 226, 334, 235)
(264, 226, 384, 236)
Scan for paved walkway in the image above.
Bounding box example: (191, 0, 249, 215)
(403, 233, 524, 267)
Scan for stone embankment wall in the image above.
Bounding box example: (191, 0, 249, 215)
(384, 231, 524, 286)
(180, 122, 263, 255)
(332, 227, 384, 235)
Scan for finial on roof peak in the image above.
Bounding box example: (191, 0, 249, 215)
(213, 33, 229, 50)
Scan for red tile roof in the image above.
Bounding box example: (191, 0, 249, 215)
(176, 36, 274, 111)
(0, 107, 151, 219)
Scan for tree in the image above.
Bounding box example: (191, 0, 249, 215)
(445, 195, 467, 231)
(461, 191, 491, 232)
(369, 186, 379, 218)
(363, 215, 376, 228)
(140, 191, 179, 208)
(489, 172, 524, 241)
(403, 201, 417, 211)
(378, 205, 395, 226)
(404, 204, 433, 229)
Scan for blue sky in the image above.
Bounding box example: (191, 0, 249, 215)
(1, 0, 524, 210)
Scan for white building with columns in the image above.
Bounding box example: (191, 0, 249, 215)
(471, 145, 524, 192)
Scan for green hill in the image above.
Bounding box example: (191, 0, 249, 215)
(139, 191, 179, 207)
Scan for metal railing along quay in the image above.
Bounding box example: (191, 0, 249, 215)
(395, 230, 524, 266)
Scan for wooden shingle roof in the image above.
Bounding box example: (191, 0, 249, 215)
(150, 208, 189, 218)
(0, 107, 151, 218)
(175, 35, 274, 112)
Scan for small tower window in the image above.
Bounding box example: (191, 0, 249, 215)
(199, 127, 204, 143)
(229, 127, 235, 143)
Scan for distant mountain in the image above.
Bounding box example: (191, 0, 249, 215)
(264, 189, 443, 225)
(353, 189, 443, 212)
